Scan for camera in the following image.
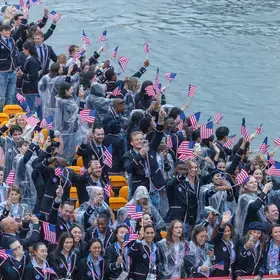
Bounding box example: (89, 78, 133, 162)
(49, 130, 60, 148)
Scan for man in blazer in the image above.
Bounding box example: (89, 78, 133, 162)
(123, 109, 165, 203)
(33, 30, 57, 75)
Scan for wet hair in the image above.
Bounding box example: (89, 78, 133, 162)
(211, 223, 235, 241)
(58, 82, 72, 98)
(61, 200, 75, 209)
(9, 125, 22, 136)
(169, 107, 181, 119)
(52, 232, 74, 257)
(22, 40, 37, 56)
(80, 71, 95, 90)
(191, 225, 207, 245)
(138, 80, 153, 99)
(70, 223, 83, 234)
(50, 62, 61, 76)
(8, 185, 22, 203)
(139, 117, 152, 134)
(215, 126, 229, 141)
(105, 67, 115, 81)
(166, 220, 184, 244)
(115, 224, 129, 236)
(127, 77, 139, 93)
(33, 242, 47, 252)
(143, 224, 155, 233)
(69, 45, 79, 54)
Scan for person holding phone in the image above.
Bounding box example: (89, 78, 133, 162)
(235, 222, 266, 280)
(198, 169, 234, 223)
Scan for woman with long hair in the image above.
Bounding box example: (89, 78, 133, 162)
(235, 222, 266, 280)
(184, 225, 215, 278)
(210, 211, 236, 277)
(266, 224, 280, 275)
(157, 220, 189, 279)
(70, 224, 88, 259)
(135, 80, 153, 111)
(77, 239, 104, 280)
(47, 232, 77, 279)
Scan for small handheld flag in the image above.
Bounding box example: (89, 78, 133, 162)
(164, 72, 177, 83)
(97, 30, 107, 42)
(255, 124, 263, 135)
(188, 112, 201, 128)
(104, 145, 113, 168)
(214, 112, 223, 125)
(241, 118, 250, 142)
(274, 137, 280, 147)
(259, 137, 268, 154)
(153, 67, 160, 94)
(236, 169, 250, 185)
(104, 184, 111, 197)
(54, 167, 63, 178)
(188, 84, 196, 98)
(212, 261, 225, 270)
(224, 135, 236, 149)
(110, 86, 122, 97)
(267, 154, 276, 165)
(82, 30, 91, 45)
(126, 204, 143, 220)
(110, 46, 118, 60)
(23, 113, 39, 127)
(80, 109, 96, 124)
(42, 221, 57, 243)
(118, 56, 129, 72)
(124, 233, 138, 246)
(267, 162, 280, 176)
(40, 115, 53, 130)
(5, 170, 15, 186)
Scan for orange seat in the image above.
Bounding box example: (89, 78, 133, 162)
(0, 120, 9, 127)
(119, 186, 128, 200)
(0, 113, 9, 123)
(69, 166, 82, 175)
(77, 156, 84, 167)
(109, 197, 127, 211)
(3, 104, 23, 117)
(160, 231, 167, 238)
(109, 175, 127, 188)
(41, 128, 48, 141)
(70, 186, 78, 200)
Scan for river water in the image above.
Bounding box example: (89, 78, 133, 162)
(28, 0, 280, 150)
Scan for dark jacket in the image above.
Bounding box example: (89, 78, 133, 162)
(104, 134, 125, 173)
(77, 256, 104, 280)
(47, 252, 77, 279)
(165, 175, 188, 223)
(0, 36, 18, 72)
(210, 226, 236, 277)
(36, 43, 57, 75)
(85, 226, 115, 250)
(23, 261, 56, 280)
(128, 241, 159, 280)
(235, 237, 265, 278)
(20, 55, 41, 94)
(0, 224, 41, 249)
(123, 124, 164, 196)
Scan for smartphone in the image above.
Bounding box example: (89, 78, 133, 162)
(249, 235, 255, 242)
(143, 140, 149, 146)
(79, 85, 84, 91)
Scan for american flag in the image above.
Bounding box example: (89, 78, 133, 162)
(16, 93, 26, 103)
(236, 169, 250, 185)
(125, 219, 134, 234)
(166, 135, 172, 149)
(104, 184, 111, 197)
(97, 30, 107, 42)
(0, 249, 13, 262)
(5, 170, 15, 186)
(104, 145, 113, 168)
(153, 67, 160, 94)
(200, 121, 213, 140)
(175, 115, 184, 131)
(241, 118, 250, 142)
(23, 113, 39, 127)
(255, 124, 263, 135)
(164, 72, 177, 83)
(111, 86, 122, 97)
(178, 153, 194, 161)
(259, 137, 268, 154)
(178, 141, 193, 156)
(73, 51, 82, 61)
(30, 0, 42, 4)
(126, 204, 143, 220)
(118, 56, 129, 72)
(42, 221, 57, 243)
(267, 154, 276, 165)
(274, 137, 280, 147)
(212, 261, 225, 270)
(48, 11, 61, 21)
(145, 85, 157, 99)
(54, 167, 63, 178)
(188, 84, 196, 97)
(82, 30, 91, 45)
(214, 112, 223, 125)
(143, 42, 149, 53)
(80, 109, 96, 124)
(110, 46, 118, 60)
(20, 0, 25, 7)
(224, 135, 236, 149)
(189, 112, 201, 128)
(267, 162, 280, 176)
(124, 233, 138, 246)
(40, 115, 53, 130)
(42, 267, 56, 275)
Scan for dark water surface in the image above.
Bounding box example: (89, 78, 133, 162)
(28, 0, 280, 149)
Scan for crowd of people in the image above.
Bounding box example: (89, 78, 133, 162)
(0, 2, 280, 280)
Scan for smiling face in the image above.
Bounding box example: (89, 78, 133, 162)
(130, 132, 144, 150)
(195, 230, 207, 247)
(271, 226, 280, 243)
(172, 221, 183, 238)
(223, 225, 232, 242)
(116, 227, 129, 243)
(187, 161, 198, 178)
(71, 227, 82, 243)
(89, 241, 102, 258)
(35, 244, 48, 261)
(9, 190, 20, 204)
(212, 173, 223, 186)
(93, 128, 104, 145)
(144, 227, 155, 243)
(63, 238, 74, 253)
(243, 176, 258, 193)
(253, 168, 263, 183)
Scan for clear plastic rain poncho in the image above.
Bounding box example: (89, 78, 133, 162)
(157, 238, 189, 279)
(12, 152, 37, 211)
(38, 73, 80, 119)
(75, 186, 111, 231)
(54, 96, 82, 162)
(0, 135, 19, 178)
(0, 201, 30, 219)
(85, 83, 112, 123)
(234, 192, 265, 238)
(126, 185, 165, 230)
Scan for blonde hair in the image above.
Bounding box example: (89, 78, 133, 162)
(127, 77, 139, 93)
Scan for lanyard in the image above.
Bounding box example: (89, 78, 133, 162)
(88, 261, 99, 279)
(60, 255, 72, 276)
(114, 242, 129, 271)
(142, 243, 156, 271)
